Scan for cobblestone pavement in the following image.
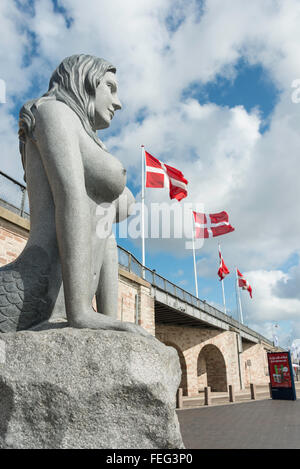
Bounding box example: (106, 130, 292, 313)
(177, 399, 300, 449)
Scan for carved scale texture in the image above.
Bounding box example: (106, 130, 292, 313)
(0, 259, 52, 333)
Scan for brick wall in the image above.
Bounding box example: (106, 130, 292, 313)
(0, 207, 29, 266)
(118, 274, 137, 324)
(118, 269, 155, 336)
(0, 226, 27, 266)
(242, 342, 270, 386)
(156, 324, 242, 396)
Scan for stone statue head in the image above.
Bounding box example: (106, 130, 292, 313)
(19, 54, 117, 174)
(46, 54, 117, 135)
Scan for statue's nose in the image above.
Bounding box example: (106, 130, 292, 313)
(113, 96, 122, 111)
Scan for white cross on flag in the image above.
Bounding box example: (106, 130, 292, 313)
(218, 246, 230, 280)
(237, 269, 252, 298)
(145, 150, 188, 201)
(192, 211, 235, 238)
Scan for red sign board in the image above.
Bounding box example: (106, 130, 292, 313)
(268, 352, 292, 388)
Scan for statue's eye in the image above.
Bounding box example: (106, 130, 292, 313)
(107, 82, 117, 93)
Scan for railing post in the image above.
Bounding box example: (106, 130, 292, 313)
(229, 385, 235, 403)
(135, 294, 139, 325)
(250, 383, 256, 400)
(204, 386, 211, 405)
(152, 271, 156, 285)
(176, 388, 183, 409)
(20, 187, 26, 217)
(121, 297, 124, 322)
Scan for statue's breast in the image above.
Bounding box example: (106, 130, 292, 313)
(79, 133, 126, 204)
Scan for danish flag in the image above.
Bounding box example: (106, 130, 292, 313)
(237, 269, 252, 298)
(192, 211, 235, 238)
(145, 150, 188, 201)
(218, 246, 230, 281)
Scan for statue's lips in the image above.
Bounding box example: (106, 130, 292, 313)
(108, 109, 114, 118)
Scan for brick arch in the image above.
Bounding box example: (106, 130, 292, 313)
(164, 341, 188, 396)
(197, 344, 228, 392)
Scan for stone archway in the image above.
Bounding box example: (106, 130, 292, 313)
(197, 344, 228, 392)
(164, 342, 188, 396)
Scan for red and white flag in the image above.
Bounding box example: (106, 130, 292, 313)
(237, 269, 252, 298)
(218, 246, 230, 281)
(145, 150, 188, 201)
(193, 211, 235, 238)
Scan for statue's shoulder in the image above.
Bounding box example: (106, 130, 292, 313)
(33, 99, 81, 131)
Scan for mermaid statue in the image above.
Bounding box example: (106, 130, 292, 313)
(0, 54, 147, 336)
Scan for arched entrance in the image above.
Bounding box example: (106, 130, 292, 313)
(164, 342, 188, 396)
(197, 344, 227, 392)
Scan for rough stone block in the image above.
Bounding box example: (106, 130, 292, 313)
(0, 328, 184, 449)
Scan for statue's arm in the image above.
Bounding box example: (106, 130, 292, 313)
(32, 101, 93, 325)
(96, 187, 135, 317)
(113, 186, 135, 223)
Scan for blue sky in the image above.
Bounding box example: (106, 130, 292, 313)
(184, 59, 280, 132)
(115, 58, 279, 323)
(1, 0, 300, 351)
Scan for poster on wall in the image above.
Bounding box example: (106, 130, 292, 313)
(267, 351, 297, 400)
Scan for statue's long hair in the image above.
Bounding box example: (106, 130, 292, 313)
(19, 54, 116, 179)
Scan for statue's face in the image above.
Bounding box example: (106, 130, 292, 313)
(94, 71, 122, 130)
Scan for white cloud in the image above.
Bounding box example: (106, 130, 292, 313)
(243, 269, 300, 322)
(233, 263, 300, 345)
(277, 261, 300, 300)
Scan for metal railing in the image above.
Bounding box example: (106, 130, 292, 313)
(0, 170, 29, 218)
(118, 245, 274, 346)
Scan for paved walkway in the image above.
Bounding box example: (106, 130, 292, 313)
(177, 398, 300, 449)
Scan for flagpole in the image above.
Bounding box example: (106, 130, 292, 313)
(219, 243, 227, 315)
(141, 145, 145, 278)
(221, 279, 226, 315)
(192, 213, 199, 298)
(234, 266, 244, 390)
(235, 267, 244, 324)
(235, 267, 240, 321)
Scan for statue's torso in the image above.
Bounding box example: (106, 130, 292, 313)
(79, 128, 126, 206)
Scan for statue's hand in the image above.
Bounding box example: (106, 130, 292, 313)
(68, 307, 153, 338)
(114, 186, 135, 223)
